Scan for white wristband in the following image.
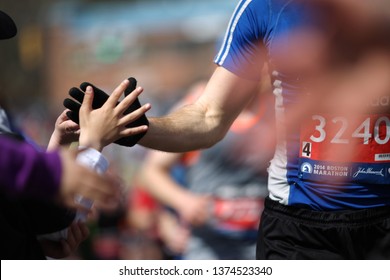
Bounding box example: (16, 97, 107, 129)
(75, 147, 109, 221)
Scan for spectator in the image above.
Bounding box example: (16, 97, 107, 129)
(0, 9, 149, 259)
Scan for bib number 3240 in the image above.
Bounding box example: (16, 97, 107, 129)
(300, 114, 390, 163)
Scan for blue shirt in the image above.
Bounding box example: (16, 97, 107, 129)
(215, 0, 390, 210)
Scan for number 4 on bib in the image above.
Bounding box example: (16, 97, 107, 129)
(302, 141, 312, 158)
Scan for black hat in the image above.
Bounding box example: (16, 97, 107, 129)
(0, 10, 17, 40)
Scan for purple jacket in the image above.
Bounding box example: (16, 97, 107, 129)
(0, 135, 61, 199)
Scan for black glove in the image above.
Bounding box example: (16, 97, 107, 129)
(63, 77, 148, 147)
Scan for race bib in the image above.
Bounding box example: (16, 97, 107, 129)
(298, 114, 390, 184)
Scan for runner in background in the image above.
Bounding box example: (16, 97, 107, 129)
(139, 79, 274, 259)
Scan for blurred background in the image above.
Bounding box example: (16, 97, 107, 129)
(0, 0, 236, 143)
(0, 0, 238, 259)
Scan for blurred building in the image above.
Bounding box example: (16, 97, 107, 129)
(44, 0, 237, 112)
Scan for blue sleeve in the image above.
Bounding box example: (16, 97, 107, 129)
(0, 136, 61, 199)
(214, 0, 270, 81)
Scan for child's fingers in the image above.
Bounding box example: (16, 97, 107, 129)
(118, 103, 151, 127)
(115, 86, 144, 116)
(105, 79, 130, 108)
(80, 86, 94, 115)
